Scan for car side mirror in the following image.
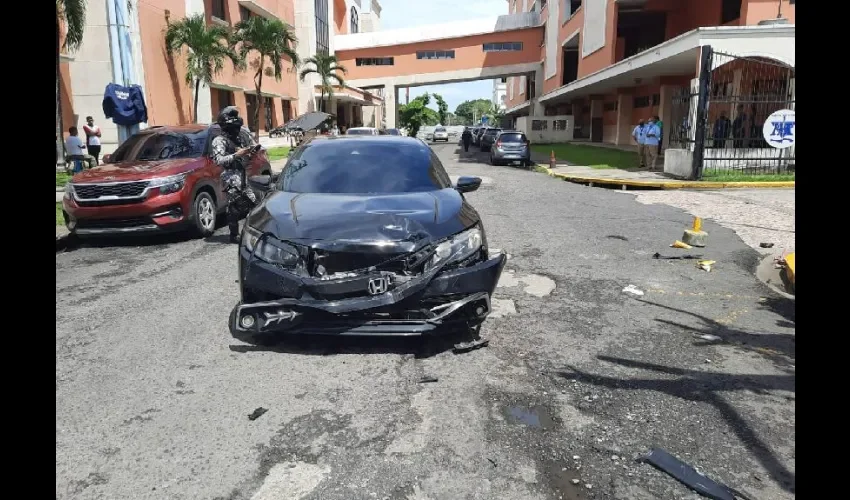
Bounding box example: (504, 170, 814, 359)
(455, 176, 482, 193)
(102, 154, 112, 164)
(248, 175, 272, 191)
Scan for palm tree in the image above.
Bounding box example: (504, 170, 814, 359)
(165, 13, 238, 123)
(230, 16, 299, 141)
(57, 0, 87, 167)
(299, 54, 347, 113)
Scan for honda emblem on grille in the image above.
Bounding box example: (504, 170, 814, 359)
(367, 277, 389, 295)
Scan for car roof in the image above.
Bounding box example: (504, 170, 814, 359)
(347, 127, 377, 131)
(311, 136, 425, 147)
(143, 124, 208, 134)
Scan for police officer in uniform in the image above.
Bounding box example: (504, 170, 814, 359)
(210, 106, 258, 243)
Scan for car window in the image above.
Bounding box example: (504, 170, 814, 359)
(280, 140, 452, 194)
(435, 127, 446, 132)
(485, 129, 502, 136)
(499, 133, 526, 143)
(109, 130, 208, 162)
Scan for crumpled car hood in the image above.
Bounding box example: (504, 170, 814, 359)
(247, 190, 480, 251)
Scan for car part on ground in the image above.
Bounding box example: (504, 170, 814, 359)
(639, 448, 750, 500)
(230, 136, 505, 337)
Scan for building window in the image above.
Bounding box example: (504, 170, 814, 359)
(541, 0, 547, 9)
(721, 0, 742, 24)
(282, 100, 292, 123)
(651, 94, 660, 106)
(416, 50, 456, 60)
(212, 0, 227, 21)
(350, 7, 359, 33)
(315, 0, 329, 55)
(239, 6, 252, 21)
(500, 77, 507, 83)
(633, 96, 650, 108)
(356, 57, 394, 66)
(531, 120, 548, 131)
(553, 119, 568, 131)
(483, 42, 523, 52)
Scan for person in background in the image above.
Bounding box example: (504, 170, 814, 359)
(64, 126, 97, 171)
(643, 117, 661, 171)
(713, 111, 731, 148)
(632, 119, 647, 169)
(653, 115, 663, 156)
(461, 127, 473, 152)
(732, 104, 747, 148)
(82, 116, 102, 165)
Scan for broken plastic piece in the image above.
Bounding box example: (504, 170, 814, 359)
(622, 284, 645, 296)
(248, 407, 268, 421)
(697, 260, 716, 272)
(671, 240, 693, 249)
(418, 376, 439, 383)
(638, 448, 739, 500)
(759, 242, 774, 248)
(453, 338, 489, 353)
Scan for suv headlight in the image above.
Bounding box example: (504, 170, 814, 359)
(64, 183, 75, 197)
(150, 173, 186, 194)
(243, 226, 304, 272)
(426, 227, 483, 271)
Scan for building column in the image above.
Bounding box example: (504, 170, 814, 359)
(590, 99, 603, 142)
(615, 92, 634, 145)
(385, 83, 397, 129)
(658, 85, 674, 147)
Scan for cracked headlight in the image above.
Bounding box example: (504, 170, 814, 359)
(150, 173, 186, 194)
(243, 226, 304, 271)
(426, 227, 483, 271)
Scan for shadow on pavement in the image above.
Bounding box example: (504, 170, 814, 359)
(228, 325, 478, 360)
(555, 355, 796, 495)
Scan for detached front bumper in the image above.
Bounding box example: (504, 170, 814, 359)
(230, 250, 507, 336)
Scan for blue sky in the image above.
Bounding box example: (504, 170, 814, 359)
(377, 0, 508, 115)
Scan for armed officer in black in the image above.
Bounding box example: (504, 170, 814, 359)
(210, 106, 258, 243)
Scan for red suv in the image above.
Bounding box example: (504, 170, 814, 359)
(62, 125, 271, 238)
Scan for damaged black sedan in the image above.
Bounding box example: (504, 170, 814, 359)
(230, 136, 506, 337)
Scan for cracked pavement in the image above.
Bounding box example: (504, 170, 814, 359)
(56, 142, 795, 500)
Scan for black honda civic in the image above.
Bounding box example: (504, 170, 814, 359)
(231, 135, 507, 337)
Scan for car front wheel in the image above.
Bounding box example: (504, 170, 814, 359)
(191, 191, 217, 237)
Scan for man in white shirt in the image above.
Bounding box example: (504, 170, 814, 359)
(82, 116, 103, 165)
(64, 126, 96, 171)
(632, 119, 647, 169)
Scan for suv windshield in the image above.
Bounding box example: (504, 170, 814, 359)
(109, 129, 208, 162)
(280, 140, 452, 194)
(499, 132, 526, 143)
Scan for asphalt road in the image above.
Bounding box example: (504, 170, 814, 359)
(56, 142, 795, 500)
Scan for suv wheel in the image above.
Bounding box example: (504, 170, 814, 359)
(191, 191, 217, 237)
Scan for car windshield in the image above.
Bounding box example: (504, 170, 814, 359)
(435, 127, 446, 132)
(385, 129, 400, 135)
(485, 129, 502, 136)
(109, 129, 208, 162)
(280, 140, 452, 194)
(346, 128, 374, 135)
(499, 133, 525, 143)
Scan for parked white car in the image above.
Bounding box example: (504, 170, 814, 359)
(432, 126, 449, 142)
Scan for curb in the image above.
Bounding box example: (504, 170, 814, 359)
(537, 165, 795, 190)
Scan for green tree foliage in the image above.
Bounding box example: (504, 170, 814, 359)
(399, 93, 435, 137)
(454, 98, 493, 125)
(433, 94, 448, 125)
(299, 53, 347, 113)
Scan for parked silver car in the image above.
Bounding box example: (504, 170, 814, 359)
(489, 130, 531, 166)
(432, 126, 449, 142)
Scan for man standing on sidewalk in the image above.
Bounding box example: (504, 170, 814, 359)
(82, 116, 103, 165)
(632, 119, 647, 168)
(64, 127, 97, 171)
(643, 117, 662, 171)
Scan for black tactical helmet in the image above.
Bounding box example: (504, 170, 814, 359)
(217, 106, 243, 133)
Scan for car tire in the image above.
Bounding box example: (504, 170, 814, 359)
(190, 191, 217, 237)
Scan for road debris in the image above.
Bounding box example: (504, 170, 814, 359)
(654, 252, 703, 260)
(697, 260, 716, 272)
(671, 240, 693, 249)
(248, 407, 268, 421)
(639, 448, 748, 500)
(694, 333, 722, 342)
(606, 235, 628, 241)
(418, 376, 439, 384)
(453, 338, 489, 354)
(759, 242, 774, 248)
(487, 458, 497, 467)
(682, 217, 708, 247)
(622, 284, 645, 296)
(571, 479, 580, 485)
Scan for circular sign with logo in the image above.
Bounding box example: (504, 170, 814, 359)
(762, 109, 795, 149)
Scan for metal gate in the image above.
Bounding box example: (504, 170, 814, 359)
(667, 46, 795, 179)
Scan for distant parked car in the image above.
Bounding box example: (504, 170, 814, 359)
(381, 128, 402, 135)
(489, 130, 531, 166)
(61, 125, 272, 238)
(433, 126, 449, 142)
(346, 127, 380, 135)
(471, 127, 482, 146)
(479, 128, 503, 152)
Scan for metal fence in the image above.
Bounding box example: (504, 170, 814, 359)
(668, 46, 795, 179)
